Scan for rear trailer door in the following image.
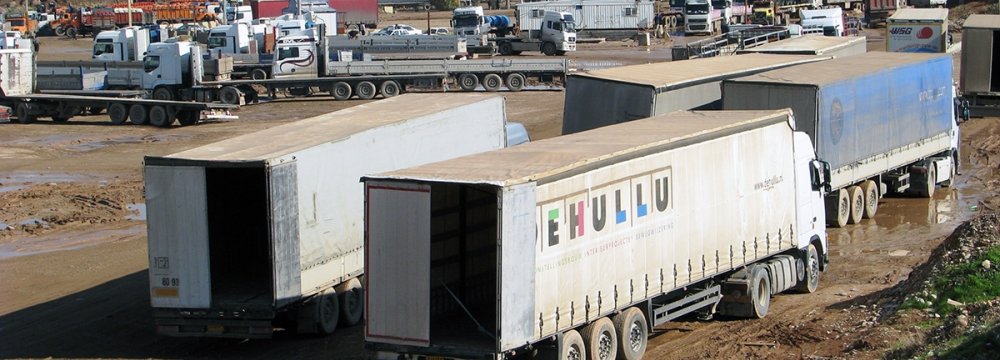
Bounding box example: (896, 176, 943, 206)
(146, 165, 212, 308)
(365, 180, 432, 347)
(499, 184, 537, 351)
(268, 162, 301, 308)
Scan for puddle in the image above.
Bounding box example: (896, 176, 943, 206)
(0, 220, 7, 229)
(0, 225, 145, 259)
(18, 218, 48, 227)
(126, 203, 147, 221)
(65, 134, 190, 152)
(0, 185, 27, 194)
(0, 171, 113, 194)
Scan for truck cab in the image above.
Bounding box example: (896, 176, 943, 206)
(92, 27, 150, 61)
(685, 0, 731, 35)
(226, 5, 254, 24)
(271, 32, 321, 78)
(142, 41, 202, 91)
(800, 8, 845, 36)
(451, 6, 488, 46)
(207, 23, 252, 55)
(452, 6, 575, 56)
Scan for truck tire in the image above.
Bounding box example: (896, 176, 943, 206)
(250, 68, 268, 80)
(941, 156, 956, 187)
(149, 105, 173, 128)
(847, 185, 864, 225)
(152, 87, 174, 101)
(748, 265, 771, 319)
(356, 81, 377, 100)
(862, 180, 879, 219)
(129, 104, 148, 125)
(220, 86, 243, 106)
(825, 189, 849, 228)
(482, 74, 502, 92)
(55, 26, 66, 37)
(108, 103, 129, 124)
(612, 307, 647, 360)
(66, 27, 77, 39)
(458, 73, 479, 91)
(542, 42, 557, 56)
(298, 289, 339, 335)
(335, 278, 364, 326)
(379, 81, 401, 98)
(330, 82, 352, 100)
(560, 329, 586, 360)
(581, 317, 617, 360)
(177, 110, 199, 126)
(15, 103, 36, 124)
(499, 42, 514, 56)
(505, 73, 526, 92)
(793, 244, 820, 293)
(910, 164, 936, 198)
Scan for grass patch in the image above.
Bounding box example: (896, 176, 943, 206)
(900, 246, 1000, 316)
(935, 321, 1000, 359)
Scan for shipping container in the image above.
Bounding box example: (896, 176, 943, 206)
(517, 0, 655, 39)
(960, 14, 1000, 97)
(251, 0, 287, 19)
(144, 94, 510, 338)
(0, 48, 35, 97)
(736, 35, 867, 56)
(723, 52, 959, 227)
(562, 53, 829, 135)
(364, 109, 830, 360)
(886, 8, 949, 53)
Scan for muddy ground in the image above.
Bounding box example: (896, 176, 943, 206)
(2, 8, 1000, 360)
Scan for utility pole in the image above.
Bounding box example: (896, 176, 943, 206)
(127, 0, 133, 27)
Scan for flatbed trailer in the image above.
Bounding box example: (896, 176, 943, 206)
(3, 93, 236, 127)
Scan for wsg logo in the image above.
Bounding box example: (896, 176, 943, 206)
(890, 27, 912, 35)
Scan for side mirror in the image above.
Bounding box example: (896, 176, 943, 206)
(810, 160, 832, 193)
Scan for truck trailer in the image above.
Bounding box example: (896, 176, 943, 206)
(144, 94, 512, 338)
(562, 53, 830, 134)
(452, 6, 576, 56)
(960, 14, 1000, 117)
(363, 109, 830, 359)
(886, 8, 950, 53)
(723, 52, 959, 227)
(735, 34, 867, 56)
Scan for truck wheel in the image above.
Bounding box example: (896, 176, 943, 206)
(177, 110, 199, 126)
(149, 105, 173, 128)
(336, 278, 364, 326)
(379, 81, 401, 98)
(542, 42, 557, 56)
(612, 307, 647, 360)
(560, 329, 586, 360)
(108, 103, 129, 124)
(355, 81, 377, 100)
(129, 104, 149, 125)
(220, 86, 243, 105)
(793, 244, 820, 294)
(582, 317, 617, 360)
(505, 73, 526, 92)
(66, 27, 77, 39)
(298, 289, 339, 335)
(15, 103, 36, 124)
(458, 73, 479, 91)
(249, 68, 268, 80)
(862, 180, 879, 219)
(825, 189, 849, 228)
(330, 82, 352, 100)
(482, 74, 502, 92)
(55, 26, 66, 36)
(152, 87, 174, 101)
(847, 185, 864, 225)
(499, 42, 514, 56)
(748, 266, 771, 319)
(910, 164, 936, 198)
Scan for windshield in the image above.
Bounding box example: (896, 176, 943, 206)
(9, 19, 24, 26)
(277, 46, 299, 60)
(711, 0, 726, 8)
(670, 0, 687, 7)
(686, 4, 710, 14)
(93, 43, 114, 56)
(562, 20, 576, 32)
(207, 36, 226, 49)
(453, 15, 480, 27)
(143, 55, 160, 73)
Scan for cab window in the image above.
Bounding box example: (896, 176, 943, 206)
(278, 47, 299, 60)
(143, 55, 160, 72)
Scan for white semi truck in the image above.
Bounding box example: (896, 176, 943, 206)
(91, 27, 150, 62)
(144, 94, 513, 338)
(452, 6, 576, 56)
(723, 52, 960, 227)
(364, 109, 831, 359)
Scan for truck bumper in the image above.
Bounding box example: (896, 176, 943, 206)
(153, 308, 276, 339)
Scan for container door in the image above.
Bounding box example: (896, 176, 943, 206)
(960, 29, 992, 94)
(498, 183, 537, 351)
(268, 162, 301, 308)
(145, 165, 212, 308)
(365, 180, 432, 347)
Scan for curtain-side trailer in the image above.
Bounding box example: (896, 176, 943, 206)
(143, 94, 510, 338)
(723, 52, 959, 228)
(364, 109, 830, 359)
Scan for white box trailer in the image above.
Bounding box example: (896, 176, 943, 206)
(517, 0, 655, 39)
(959, 14, 1000, 117)
(562, 54, 830, 135)
(364, 110, 830, 359)
(886, 8, 949, 53)
(0, 48, 35, 96)
(144, 94, 510, 338)
(736, 35, 867, 56)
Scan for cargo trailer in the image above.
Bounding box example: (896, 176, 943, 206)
(144, 94, 510, 338)
(516, 0, 655, 40)
(886, 8, 949, 53)
(736, 35, 867, 56)
(959, 14, 1000, 117)
(562, 53, 830, 135)
(364, 109, 830, 359)
(723, 52, 959, 228)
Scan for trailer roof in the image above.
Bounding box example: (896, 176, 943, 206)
(889, 8, 948, 22)
(159, 94, 501, 162)
(371, 109, 791, 186)
(573, 54, 829, 91)
(963, 14, 1000, 29)
(737, 35, 866, 55)
(726, 52, 947, 87)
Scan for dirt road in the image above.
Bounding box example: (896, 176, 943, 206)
(3, 12, 1000, 360)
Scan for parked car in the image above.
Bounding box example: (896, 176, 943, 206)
(374, 23, 423, 35)
(429, 26, 450, 35)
